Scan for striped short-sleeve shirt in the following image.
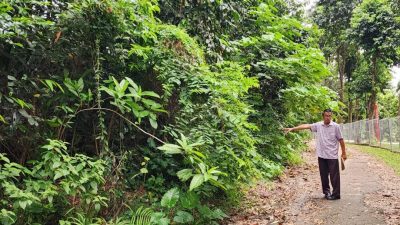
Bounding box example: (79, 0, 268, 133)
(310, 121, 343, 159)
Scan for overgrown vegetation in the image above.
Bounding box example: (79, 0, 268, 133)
(2, 0, 396, 224)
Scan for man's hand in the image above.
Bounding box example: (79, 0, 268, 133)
(283, 124, 312, 135)
(339, 139, 347, 161)
(341, 151, 347, 161)
(283, 127, 292, 135)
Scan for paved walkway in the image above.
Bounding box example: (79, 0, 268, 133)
(292, 144, 386, 225)
(225, 141, 400, 225)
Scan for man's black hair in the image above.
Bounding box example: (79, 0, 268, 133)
(322, 108, 333, 115)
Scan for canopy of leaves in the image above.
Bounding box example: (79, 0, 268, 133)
(349, 0, 400, 64)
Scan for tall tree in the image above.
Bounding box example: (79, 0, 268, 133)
(313, 0, 360, 122)
(348, 57, 392, 120)
(349, 0, 400, 119)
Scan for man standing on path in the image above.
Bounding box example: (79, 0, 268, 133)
(283, 109, 347, 200)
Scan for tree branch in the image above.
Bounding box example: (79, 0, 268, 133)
(76, 107, 166, 144)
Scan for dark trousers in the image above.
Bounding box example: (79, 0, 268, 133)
(318, 157, 340, 197)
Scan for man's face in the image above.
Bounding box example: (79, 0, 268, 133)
(323, 112, 332, 124)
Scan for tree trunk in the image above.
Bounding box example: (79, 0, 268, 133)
(337, 46, 346, 123)
(354, 98, 360, 121)
(368, 55, 378, 120)
(0, 44, 12, 94)
(368, 93, 377, 119)
(348, 97, 353, 123)
(338, 51, 345, 104)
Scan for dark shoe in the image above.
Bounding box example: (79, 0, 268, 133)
(324, 192, 331, 199)
(326, 195, 340, 200)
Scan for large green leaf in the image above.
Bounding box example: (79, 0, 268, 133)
(189, 174, 204, 191)
(180, 192, 200, 209)
(161, 188, 180, 208)
(0, 115, 6, 124)
(157, 144, 183, 154)
(151, 212, 170, 225)
(173, 211, 194, 224)
(176, 169, 193, 182)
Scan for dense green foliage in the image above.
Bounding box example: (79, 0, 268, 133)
(349, 0, 400, 119)
(3, 0, 396, 224)
(377, 89, 399, 118)
(313, 0, 400, 121)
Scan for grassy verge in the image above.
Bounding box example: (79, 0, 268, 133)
(349, 144, 400, 176)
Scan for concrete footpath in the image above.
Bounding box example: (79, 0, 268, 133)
(292, 144, 386, 225)
(225, 141, 400, 225)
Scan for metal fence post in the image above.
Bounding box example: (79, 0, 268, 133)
(388, 118, 393, 151)
(378, 118, 382, 148)
(398, 116, 400, 151)
(359, 120, 362, 144)
(368, 119, 371, 145)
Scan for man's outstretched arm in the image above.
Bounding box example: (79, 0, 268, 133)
(283, 124, 312, 134)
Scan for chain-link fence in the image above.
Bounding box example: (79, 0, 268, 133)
(340, 116, 400, 152)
